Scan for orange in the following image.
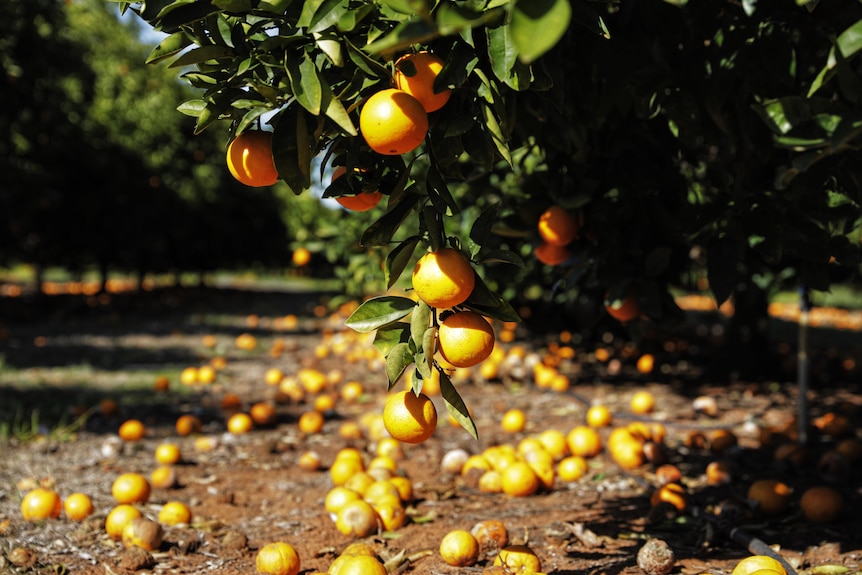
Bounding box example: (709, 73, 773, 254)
(382, 390, 437, 444)
(437, 311, 495, 368)
(298, 410, 325, 434)
(493, 544, 542, 573)
(501, 408, 526, 433)
(121, 517, 163, 551)
(330, 457, 365, 487)
(196, 364, 217, 384)
(118, 419, 145, 442)
(360, 88, 428, 155)
(557, 455, 589, 482)
(112, 472, 151, 504)
(153, 375, 170, 392)
(535, 241, 571, 266)
(341, 381, 365, 403)
(479, 469, 503, 493)
(180, 366, 199, 385)
(331, 167, 383, 212)
(154, 443, 182, 465)
(586, 404, 613, 428)
(537, 429, 569, 460)
(747, 479, 793, 516)
(439, 529, 480, 566)
(538, 205, 579, 246)
(298, 450, 322, 471)
(176, 414, 202, 436)
(325, 486, 362, 516)
(374, 501, 406, 531)
(500, 461, 540, 497)
(265, 368, 285, 386)
(411, 248, 475, 309)
(292, 247, 311, 267)
(705, 460, 734, 485)
(394, 51, 451, 113)
(227, 412, 254, 434)
(650, 482, 688, 512)
(250, 402, 278, 426)
(566, 425, 602, 458)
(471, 519, 509, 555)
(636, 353, 655, 374)
(799, 485, 844, 523)
(630, 390, 656, 414)
(158, 501, 192, 526)
(335, 499, 379, 537)
(21, 488, 62, 521)
(150, 465, 178, 489)
(63, 492, 94, 521)
(255, 542, 301, 575)
(226, 130, 279, 187)
(606, 290, 640, 322)
(731, 556, 788, 575)
(105, 504, 143, 540)
(329, 554, 387, 575)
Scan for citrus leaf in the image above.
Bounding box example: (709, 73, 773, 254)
(421, 206, 445, 252)
(436, 3, 503, 36)
(385, 235, 420, 289)
(410, 299, 432, 348)
(287, 52, 323, 115)
(314, 31, 343, 67)
(386, 343, 414, 389)
(345, 295, 417, 333)
(414, 347, 431, 380)
(272, 106, 312, 194)
(169, 45, 234, 68)
(476, 248, 524, 267)
(484, 103, 512, 166)
(469, 202, 500, 248)
(420, 326, 436, 377)
(361, 191, 422, 246)
(177, 99, 206, 117)
(464, 274, 521, 322)
(426, 165, 460, 216)
(808, 19, 862, 97)
(373, 322, 410, 356)
(511, 0, 571, 63)
(439, 369, 478, 440)
(809, 566, 850, 575)
(364, 18, 439, 56)
(146, 31, 192, 64)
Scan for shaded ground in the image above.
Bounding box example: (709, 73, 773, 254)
(0, 286, 860, 575)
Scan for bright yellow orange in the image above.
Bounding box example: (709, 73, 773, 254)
(298, 410, 325, 434)
(292, 247, 311, 267)
(566, 425, 602, 458)
(335, 499, 379, 538)
(180, 366, 199, 385)
(630, 390, 656, 414)
(731, 556, 788, 575)
(118, 419, 145, 442)
(158, 501, 192, 526)
(105, 504, 143, 540)
(360, 88, 428, 155)
(535, 241, 571, 266)
(501, 408, 526, 433)
(256, 541, 301, 575)
(538, 205, 579, 246)
(329, 554, 387, 575)
(437, 311, 495, 368)
(411, 248, 475, 309)
(175, 414, 202, 436)
(500, 461, 540, 497)
(112, 473, 151, 504)
(150, 465, 178, 489)
(226, 130, 279, 187)
(155, 443, 182, 465)
(382, 390, 437, 444)
(325, 486, 362, 516)
(63, 493, 94, 521)
(606, 290, 640, 322)
(341, 381, 365, 403)
(331, 166, 383, 212)
(493, 544, 542, 573)
(586, 404, 613, 428)
(557, 455, 589, 482)
(21, 488, 62, 521)
(636, 353, 655, 374)
(227, 412, 254, 434)
(394, 51, 451, 113)
(439, 529, 479, 567)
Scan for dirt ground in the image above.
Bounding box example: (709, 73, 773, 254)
(0, 286, 860, 575)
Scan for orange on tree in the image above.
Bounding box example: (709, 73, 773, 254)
(255, 541, 301, 575)
(292, 247, 312, 267)
(394, 51, 451, 113)
(382, 389, 437, 444)
(20, 488, 62, 521)
(437, 311, 495, 368)
(331, 166, 383, 212)
(112, 472, 151, 504)
(359, 88, 428, 155)
(538, 205, 580, 246)
(63, 492, 94, 521)
(411, 247, 475, 309)
(439, 529, 480, 567)
(535, 241, 571, 266)
(226, 130, 279, 187)
(606, 289, 641, 322)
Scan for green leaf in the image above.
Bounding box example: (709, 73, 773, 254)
(426, 165, 460, 216)
(436, 3, 503, 36)
(361, 191, 422, 246)
(439, 369, 478, 440)
(511, 0, 572, 63)
(169, 45, 234, 68)
(808, 19, 862, 97)
(345, 295, 417, 333)
(469, 203, 500, 248)
(373, 322, 410, 356)
(385, 343, 414, 389)
(464, 274, 521, 322)
(410, 300, 432, 352)
(314, 31, 344, 67)
(385, 236, 421, 289)
(421, 206, 444, 252)
(177, 99, 206, 117)
(272, 106, 312, 194)
(287, 52, 323, 115)
(418, 326, 436, 379)
(213, 0, 253, 12)
(476, 248, 524, 267)
(235, 106, 271, 134)
(152, 0, 221, 33)
(364, 18, 439, 56)
(487, 24, 518, 84)
(380, 0, 430, 16)
(484, 103, 512, 166)
(146, 32, 193, 64)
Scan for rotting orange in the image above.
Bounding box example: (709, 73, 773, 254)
(394, 51, 451, 113)
(731, 555, 788, 575)
(493, 544, 542, 573)
(105, 504, 143, 540)
(226, 130, 279, 187)
(650, 482, 688, 513)
(538, 205, 580, 246)
(382, 390, 437, 444)
(471, 519, 509, 556)
(411, 247, 475, 309)
(331, 167, 383, 212)
(359, 88, 428, 155)
(21, 488, 62, 521)
(112, 473, 151, 505)
(439, 529, 480, 567)
(535, 241, 571, 266)
(799, 485, 844, 524)
(118, 419, 145, 442)
(158, 501, 192, 526)
(63, 492, 94, 521)
(324, 486, 361, 517)
(747, 478, 793, 516)
(437, 311, 495, 368)
(606, 290, 640, 322)
(256, 541, 301, 575)
(122, 516, 163, 551)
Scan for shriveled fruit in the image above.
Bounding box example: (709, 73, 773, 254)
(359, 88, 428, 155)
(471, 519, 509, 555)
(21, 488, 62, 521)
(799, 485, 844, 523)
(439, 529, 480, 566)
(122, 517, 163, 551)
(437, 311, 495, 368)
(112, 473, 151, 504)
(382, 390, 437, 444)
(411, 248, 475, 309)
(538, 205, 579, 246)
(256, 541, 301, 575)
(394, 51, 451, 113)
(226, 130, 279, 187)
(63, 493, 94, 521)
(747, 478, 792, 516)
(493, 544, 541, 573)
(105, 504, 143, 540)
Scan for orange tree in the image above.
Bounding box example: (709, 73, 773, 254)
(116, 0, 862, 433)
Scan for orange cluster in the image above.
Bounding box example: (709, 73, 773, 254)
(535, 205, 582, 266)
